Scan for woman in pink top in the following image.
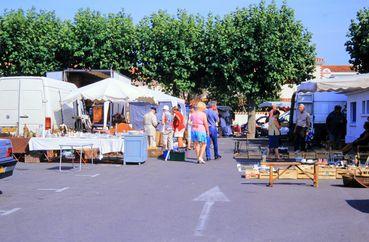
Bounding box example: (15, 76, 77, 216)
(190, 102, 209, 164)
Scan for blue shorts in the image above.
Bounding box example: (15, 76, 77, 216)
(191, 131, 207, 143)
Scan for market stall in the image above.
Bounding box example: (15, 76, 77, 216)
(63, 77, 141, 129)
(28, 135, 124, 157)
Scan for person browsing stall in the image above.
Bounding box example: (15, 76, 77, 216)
(205, 101, 221, 160)
(161, 105, 174, 150)
(268, 110, 281, 159)
(143, 107, 158, 147)
(190, 102, 209, 164)
(294, 104, 311, 152)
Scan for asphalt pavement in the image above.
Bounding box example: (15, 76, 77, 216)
(1, 138, 369, 242)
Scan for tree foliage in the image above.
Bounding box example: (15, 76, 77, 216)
(204, 2, 316, 110)
(346, 7, 369, 73)
(137, 10, 204, 97)
(0, 9, 62, 76)
(0, 3, 316, 114)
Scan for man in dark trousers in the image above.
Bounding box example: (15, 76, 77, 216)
(205, 101, 222, 160)
(294, 104, 311, 152)
(326, 105, 346, 150)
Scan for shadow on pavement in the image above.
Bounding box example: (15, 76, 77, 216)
(47, 166, 74, 170)
(241, 182, 308, 186)
(346, 199, 369, 213)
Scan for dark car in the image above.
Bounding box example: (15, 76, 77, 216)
(241, 116, 268, 137)
(0, 139, 17, 182)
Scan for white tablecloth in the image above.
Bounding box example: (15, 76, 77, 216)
(28, 137, 124, 154)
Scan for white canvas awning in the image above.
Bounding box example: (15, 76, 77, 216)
(138, 87, 185, 106)
(258, 101, 290, 108)
(297, 74, 369, 93)
(62, 77, 141, 103)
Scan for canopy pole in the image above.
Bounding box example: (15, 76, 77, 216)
(103, 101, 110, 129)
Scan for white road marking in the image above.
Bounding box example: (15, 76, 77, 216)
(0, 208, 21, 216)
(56, 187, 70, 193)
(38, 187, 70, 193)
(75, 173, 100, 178)
(193, 186, 230, 236)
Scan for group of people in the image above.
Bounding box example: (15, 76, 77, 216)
(268, 103, 311, 159)
(143, 101, 222, 164)
(268, 102, 369, 158)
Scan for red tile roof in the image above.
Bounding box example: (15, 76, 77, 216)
(321, 65, 355, 72)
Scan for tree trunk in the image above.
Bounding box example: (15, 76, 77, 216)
(247, 97, 256, 139)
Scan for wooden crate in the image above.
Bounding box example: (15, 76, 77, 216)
(296, 165, 314, 179)
(259, 171, 278, 179)
(319, 166, 336, 179)
(25, 153, 40, 163)
(303, 152, 316, 159)
(278, 169, 298, 179)
(244, 169, 259, 179)
(316, 151, 329, 159)
(336, 168, 348, 179)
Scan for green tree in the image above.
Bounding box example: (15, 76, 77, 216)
(346, 7, 369, 73)
(60, 9, 137, 75)
(137, 10, 205, 98)
(204, 2, 315, 137)
(0, 9, 62, 76)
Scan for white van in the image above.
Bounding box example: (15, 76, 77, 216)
(0, 76, 80, 135)
(291, 91, 347, 143)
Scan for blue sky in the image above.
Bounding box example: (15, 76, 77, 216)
(1, 0, 368, 64)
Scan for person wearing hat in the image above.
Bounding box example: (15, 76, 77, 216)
(143, 106, 158, 147)
(161, 105, 174, 150)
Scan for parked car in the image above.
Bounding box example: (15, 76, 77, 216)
(0, 139, 17, 194)
(241, 111, 290, 137)
(241, 116, 269, 137)
(260, 111, 290, 136)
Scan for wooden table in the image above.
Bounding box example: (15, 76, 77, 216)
(261, 161, 319, 188)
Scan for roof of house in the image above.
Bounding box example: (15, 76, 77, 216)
(321, 65, 355, 73)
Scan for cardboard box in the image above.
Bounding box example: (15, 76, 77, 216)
(83, 148, 99, 159)
(148, 148, 163, 158)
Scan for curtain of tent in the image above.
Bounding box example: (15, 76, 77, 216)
(129, 102, 156, 130)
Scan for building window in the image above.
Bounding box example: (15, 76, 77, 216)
(366, 100, 369, 114)
(362, 101, 366, 114)
(350, 102, 357, 123)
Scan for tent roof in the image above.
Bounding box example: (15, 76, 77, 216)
(297, 74, 369, 93)
(138, 87, 185, 105)
(62, 77, 141, 103)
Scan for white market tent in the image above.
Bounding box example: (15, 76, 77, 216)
(62, 78, 142, 128)
(62, 77, 141, 103)
(297, 74, 369, 93)
(62, 77, 186, 129)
